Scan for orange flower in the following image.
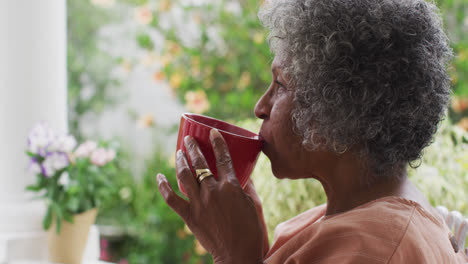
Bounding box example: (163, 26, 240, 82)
(452, 97, 468, 113)
(135, 6, 153, 25)
(185, 90, 210, 114)
(152, 71, 165, 82)
(166, 41, 182, 55)
(169, 73, 183, 89)
(158, 0, 172, 12)
(137, 113, 154, 128)
(177, 229, 187, 239)
(457, 117, 468, 131)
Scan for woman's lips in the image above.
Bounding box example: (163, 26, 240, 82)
(258, 132, 270, 154)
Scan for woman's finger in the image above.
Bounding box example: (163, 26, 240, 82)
(243, 179, 270, 256)
(209, 129, 238, 185)
(157, 173, 190, 221)
(176, 150, 200, 200)
(184, 136, 217, 188)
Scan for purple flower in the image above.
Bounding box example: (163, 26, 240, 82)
(42, 152, 69, 177)
(27, 122, 56, 157)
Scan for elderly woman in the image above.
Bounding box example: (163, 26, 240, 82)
(157, 0, 468, 263)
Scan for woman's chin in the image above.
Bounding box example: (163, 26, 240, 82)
(271, 164, 293, 179)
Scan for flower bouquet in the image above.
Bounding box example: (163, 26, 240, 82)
(26, 122, 118, 263)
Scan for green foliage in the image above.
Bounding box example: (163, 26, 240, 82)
(127, 0, 468, 121)
(137, 33, 155, 50)
(97, 148, 212, 263)
(409, 120, 468, 215)
(131, 0, 271, 120)
(67, 0, 122, 140)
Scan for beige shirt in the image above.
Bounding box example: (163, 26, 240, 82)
(265, 197, 468, 263)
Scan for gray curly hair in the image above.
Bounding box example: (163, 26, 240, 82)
(258, 0, 453, 179)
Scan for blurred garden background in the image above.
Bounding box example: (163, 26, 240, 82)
(66, 0, 468, 263)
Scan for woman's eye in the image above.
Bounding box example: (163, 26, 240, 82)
(275, 80, 286, 92)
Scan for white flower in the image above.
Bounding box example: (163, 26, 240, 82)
(48, 134, 77, 153)
(27, 122, 56, 156)
(224, 1, 242, 16)
(119, 187, 132, 201)
(90, 148, 108, 166)
(42, 153, 69, 177)
(74, 141, 98, 158)
(59, 172, 70, 187)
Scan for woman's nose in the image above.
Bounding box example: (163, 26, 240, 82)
(254, 92, 271, 120)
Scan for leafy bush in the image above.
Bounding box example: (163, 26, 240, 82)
(68, 0, 122, 140)
(97, 148, 212, 263)
(128, 0, 271, 120)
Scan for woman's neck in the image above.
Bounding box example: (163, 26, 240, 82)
(312, 153, 429, 216)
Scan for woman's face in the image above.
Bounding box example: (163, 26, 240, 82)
(255, 56, 337, 180)
(254, 57, 307, 179)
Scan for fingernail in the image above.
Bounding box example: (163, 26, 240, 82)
(184, 135, 190, 145)
(157, 173, 166, 185)
(176, 149, 183, 158)
(210, 128, 220, 140)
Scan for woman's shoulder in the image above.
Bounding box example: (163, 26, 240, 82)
(266, 197, 467, 263)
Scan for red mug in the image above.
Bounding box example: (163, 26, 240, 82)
(176, 113, 263, 195)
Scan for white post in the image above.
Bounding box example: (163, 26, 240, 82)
(0, 0, 67, 260)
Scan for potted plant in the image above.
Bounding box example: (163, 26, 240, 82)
(26, 122, 118, 264)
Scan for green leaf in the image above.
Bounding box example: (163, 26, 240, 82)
(136, 33, 154, 50)
(67, 197, 80, 212)
(53, 203, 63, 234)
(63, 211, 74, 224)
(26, 151, 39, 158)
(43, 206, 53, 230)
(26, 185, 42, 192)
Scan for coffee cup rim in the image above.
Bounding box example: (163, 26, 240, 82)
(182, 113, 261, 141)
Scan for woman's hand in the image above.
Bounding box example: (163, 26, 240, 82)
(157, 129, 264, 264)
(244, 179, 270, 257)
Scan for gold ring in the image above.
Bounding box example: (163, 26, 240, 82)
(196, 169, 214, 183)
